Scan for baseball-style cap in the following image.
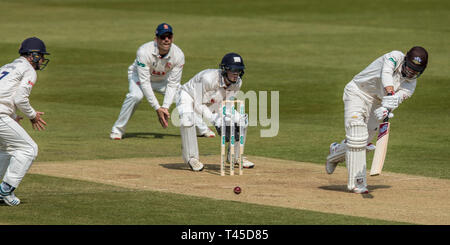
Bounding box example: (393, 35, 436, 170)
(155, 23, 173, 36)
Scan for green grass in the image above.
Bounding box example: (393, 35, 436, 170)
(0, 0, 448, 224)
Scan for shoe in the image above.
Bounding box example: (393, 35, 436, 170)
(110, 132, 122, 140)
(351, 187, 369, 194)
(326, 142, 345, 174)
(188, 158, 204, 172)
(242, 157, 254, 168)
(0, 184, 20, 206)
(234, 157, 255, 169)
(366, 143, 376, 151)
(2, 192, 20, 206)
(199, 128, 216, 138)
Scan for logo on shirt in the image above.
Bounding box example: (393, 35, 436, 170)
(28, 81, 34, 86)
(152, 70, 166, 76)
(136, 60, 146, 67)
(165, 62, 172, 69)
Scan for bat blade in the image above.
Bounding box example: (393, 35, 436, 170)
(370, 121, 390, 176)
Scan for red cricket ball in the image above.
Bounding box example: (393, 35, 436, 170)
(234, 186, 241, 195)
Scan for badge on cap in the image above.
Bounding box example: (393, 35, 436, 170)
(412, 56, 422, 65)
(233, 57, 241, 63)
(164, 24, 168, 29)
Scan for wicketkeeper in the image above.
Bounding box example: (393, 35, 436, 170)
(175, 53, 255, 171)
(0, 37, 49, 206)
(326, 46, 428, 194)
(110, 23, 215, 140)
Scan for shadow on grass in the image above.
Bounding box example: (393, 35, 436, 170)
(124, 132, 180, 139)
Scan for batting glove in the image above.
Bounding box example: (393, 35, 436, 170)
(381, 94, 400, 110)
(374, 107, 394, 121)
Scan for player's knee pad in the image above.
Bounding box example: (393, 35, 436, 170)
(345, 120, 368, 149)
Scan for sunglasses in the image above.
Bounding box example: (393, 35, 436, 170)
(158, 33, 173, 40)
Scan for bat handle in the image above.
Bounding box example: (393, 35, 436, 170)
(384, 92, 393, 122)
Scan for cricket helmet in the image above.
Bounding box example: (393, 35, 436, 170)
(219, 52, 245, 78)
(402, 46, 428, 78)
(18, 37, 50, 71)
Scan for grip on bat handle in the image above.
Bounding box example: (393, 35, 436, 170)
(384, 92, 393, 122)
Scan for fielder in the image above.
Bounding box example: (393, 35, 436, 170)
(0, 37, 49, 206)
(175, 53, 255, 171)
(326, 46, 428, 194)
(110, 23, 215, 140)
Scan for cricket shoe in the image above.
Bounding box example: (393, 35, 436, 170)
(230, 157, 255, 169)
(326, 141, 346, 174)
(241, 157, 255, 168)
(351, 187, 369, 194)
(110, 132, 122, 140)
(366, 143, 376, 151)
(0, 185, 20, 206)
(188, 158, 204, 172)
(199, 128, 216, 138)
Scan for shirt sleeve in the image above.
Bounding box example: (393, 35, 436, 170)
(135, 49, 161, 110)
(396, 80, 416, 104)
(381, 51, 402, 88)
(162, 53, 184, 108)
(190, 76, 215, 124)
(13, 69, 37, 119)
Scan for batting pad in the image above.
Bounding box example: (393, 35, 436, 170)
(345, 121, 368, 191)
(180, 125, 199, 165)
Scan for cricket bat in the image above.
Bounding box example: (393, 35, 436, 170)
(370, 106, 392, 176)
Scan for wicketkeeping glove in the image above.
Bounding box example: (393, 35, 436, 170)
(374, 106, 394, 121)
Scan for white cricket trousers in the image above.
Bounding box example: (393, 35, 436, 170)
(344, 81, 380, 142)
(111, 71, 209, 135)
(0, 115, 37, 188)
(343, 81, 381, 191)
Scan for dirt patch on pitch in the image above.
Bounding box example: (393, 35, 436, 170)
(29, 156, 450, 224)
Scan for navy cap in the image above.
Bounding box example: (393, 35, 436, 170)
(155, 23, 173, 37)
(19, 37, 50, 55)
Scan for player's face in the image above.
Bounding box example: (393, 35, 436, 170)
(402, 64, 420, 79)
(156, 33, 173, 55)
(226, 70, 240, 83)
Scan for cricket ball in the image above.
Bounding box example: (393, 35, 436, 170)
(234, 186, 241, 195)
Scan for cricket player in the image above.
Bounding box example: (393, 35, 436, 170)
(326, 46, 428, 194)
(110, 23, 215, 140)
(0, 37, 49, 206)
(176, 52, 255, 171)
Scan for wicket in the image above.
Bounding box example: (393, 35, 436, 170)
(220, 100, 245, 176)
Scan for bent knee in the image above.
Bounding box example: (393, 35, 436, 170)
(345, 120, 368, 149)
(127, 92, 143, 103)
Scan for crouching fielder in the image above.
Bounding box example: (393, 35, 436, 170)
(0, 37, 49, 206)
(176, 53, 255, 171)
(326, 46, 428, 194)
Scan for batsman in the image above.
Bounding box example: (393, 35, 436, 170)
(326, 46, 428, 194)
(175, 52, 255, 171)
